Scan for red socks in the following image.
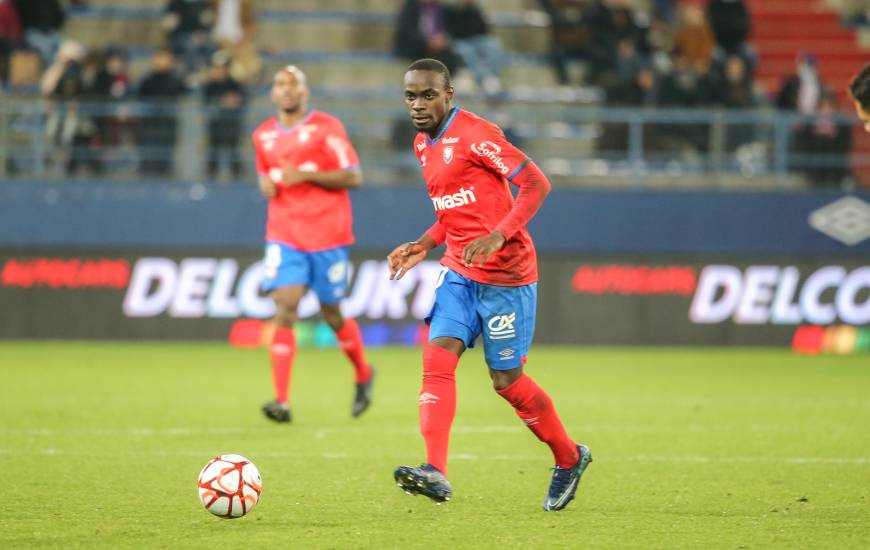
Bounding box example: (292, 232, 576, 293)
(419, 344, 459, 475)
(497, 374, 579, 469)
(270, 327, 296, 404)
(334, 318, 372, 383)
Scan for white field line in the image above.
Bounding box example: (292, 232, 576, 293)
(0, 447, 868, 465)
(3, 423, 859, 438)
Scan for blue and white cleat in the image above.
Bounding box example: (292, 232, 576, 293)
(394, 464, 452, 503)
(543, 444, 592, 511)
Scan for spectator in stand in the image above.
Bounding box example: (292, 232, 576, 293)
(711, 54, 757, 151)
(707, 0, 754, 71)
(202, 51, 245, 180)
(444, 0, 506, 98)
(40, 40, 100, 175)
(658, 51, 714, 108)
(13, 0, 65, 66)
(711, 54, 755, 107)
(91, 47, 130, 102)
(163, 0, 214, 81)
(393, 0, 462, 75)
(136, 48, 188, 177)
(657, 51, 715, 153)
(599, 66, 658, 152)
(536, 0, 593, 85)
(673, 0, 714, 75)
(586, 0, 648, 87)
(793, 92, 852, 188)
(0, 0, 22, 90)
(606, 65, 658, 107)
(89, 47, 132, 171)
(776, 53, 824, 115)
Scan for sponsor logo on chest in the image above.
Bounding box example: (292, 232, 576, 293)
(471, 140, 510, 175)
(431, 186, 477, 211)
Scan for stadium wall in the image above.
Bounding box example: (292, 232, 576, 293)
(1, 182, 868, 348)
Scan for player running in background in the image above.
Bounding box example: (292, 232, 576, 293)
(388, 58, 592, 511)
(251, 65, 374, 423)
(850, 63, 870, 132)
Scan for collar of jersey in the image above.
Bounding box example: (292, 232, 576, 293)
(275, 110, 316, 134)
(425, 107, 460, 147)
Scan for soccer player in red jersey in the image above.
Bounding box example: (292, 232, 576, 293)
(388, 59, 592, 510)
(251, 65, 374, 423)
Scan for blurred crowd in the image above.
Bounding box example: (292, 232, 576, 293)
(0, 0, 862, 187)
(391, 0, 855, 187)
(1, 0, 255, 179)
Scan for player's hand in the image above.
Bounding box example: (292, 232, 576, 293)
(462, 231, 506, 268)
(388, 241, 428, 280)
(258, 178, 277, 199)
(281, 163, 307, 186)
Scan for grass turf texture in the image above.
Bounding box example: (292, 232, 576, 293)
(1, 343, 869, 549)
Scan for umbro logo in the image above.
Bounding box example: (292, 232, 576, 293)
(416, 142, 426, 151)
(523, 416, 540, 426)
(418, 392, 440, 405)
(808, 197, 870, 246)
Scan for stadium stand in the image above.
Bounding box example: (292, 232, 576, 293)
(1, 0, 869, 190)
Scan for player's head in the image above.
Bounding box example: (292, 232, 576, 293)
(272, 65, 309, 115)
(850, 63, 870, 133)
(403, 58, 454, 133)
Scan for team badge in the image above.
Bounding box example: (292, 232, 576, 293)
(443, 146, 454, 164)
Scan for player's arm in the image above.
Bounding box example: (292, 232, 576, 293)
(258, 175, 277, 199)
(253, 136, 277, 199)
(281, 123, 363, 190)
(280, 164, 363, 189)
(388, 221, 446, 280)
(463, 125, 552, 266)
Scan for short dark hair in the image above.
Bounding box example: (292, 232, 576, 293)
(406, 58, 452, 89)
(850, 63, 870, 109)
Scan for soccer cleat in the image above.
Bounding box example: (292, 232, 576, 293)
(351, 367, 375, 418)
(394, 464, 452, 503)
(543, 444, 592, 511)
(262, 400, 292, 423)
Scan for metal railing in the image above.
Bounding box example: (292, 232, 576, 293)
(0, 96, 864, 191)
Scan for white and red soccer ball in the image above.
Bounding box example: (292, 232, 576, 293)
(197, 454, 262, 518)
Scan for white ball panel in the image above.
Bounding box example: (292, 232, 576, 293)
(207, 496, 229, 517)
(230, 496, 243, 517)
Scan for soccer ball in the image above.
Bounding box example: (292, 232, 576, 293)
(197, 454, 262, 518)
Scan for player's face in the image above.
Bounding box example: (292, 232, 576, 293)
(403, 70, 453, 133)
(854, 100, 870, 133)
(272, 70, 308, 114)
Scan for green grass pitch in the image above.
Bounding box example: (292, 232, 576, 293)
(1, 343, 869, 549)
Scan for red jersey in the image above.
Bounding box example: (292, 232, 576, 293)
(252, 110, 359, 251)
(414, 108, 539, 286)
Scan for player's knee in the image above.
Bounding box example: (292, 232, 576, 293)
(273, 303, 298, 328)
(320, 306, 344, 330)
(430, 337, 465, 356)
(489, 367, 522, 391)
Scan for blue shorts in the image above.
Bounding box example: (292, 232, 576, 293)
(261, 242, 349, 305)
(425, 268, 537, 370)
